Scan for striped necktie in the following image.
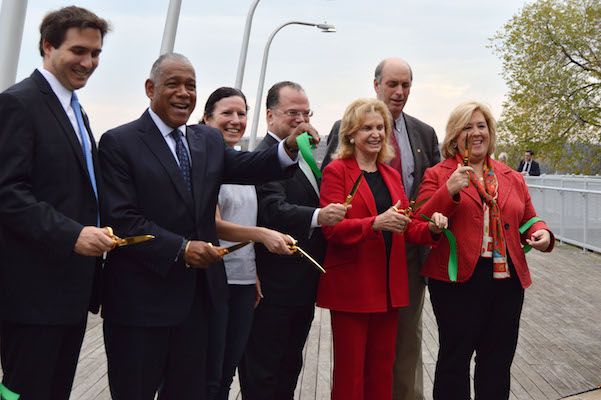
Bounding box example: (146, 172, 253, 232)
(171, 129, 192, 193)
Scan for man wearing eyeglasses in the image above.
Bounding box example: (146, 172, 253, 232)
(239, 81, 346, 400)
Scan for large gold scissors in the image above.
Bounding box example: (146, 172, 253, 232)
(209, 241, 253, 256)
(343, 173, 363, 207)
(105, 227, 155, 249)
(392, 196, 430, 217)
(463, 133, 472, 166)
(286, 234, 326, 274)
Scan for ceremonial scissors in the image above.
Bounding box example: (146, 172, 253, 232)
(105, 227, 155, 249)
(209, 240, 252, 256)
(286, 234, 326, 274)
(343, 173, 363, 207)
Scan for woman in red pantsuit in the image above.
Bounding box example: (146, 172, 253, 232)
(415, 101, 554, 400)
(317, 98, 447, 400)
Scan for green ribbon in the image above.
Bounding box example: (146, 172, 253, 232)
(421, 214, 458, 282)
(0, 383, 20, 400)
(296, 132, 322, 178)
(519, 217, 544, 254)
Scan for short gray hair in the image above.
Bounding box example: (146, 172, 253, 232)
(149, 53, 193, 83)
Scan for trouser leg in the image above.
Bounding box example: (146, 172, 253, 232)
(216, 284, 255, 400)
(474, 260, 524, 400)
(1, 320, 86, 400)
(393, 245, 426, 400)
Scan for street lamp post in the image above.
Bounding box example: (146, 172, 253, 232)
(235, 0, 261, 89)
(0, 0, 28, 92)
(248, 21, 335, 150)
(159, 0, 183, 55)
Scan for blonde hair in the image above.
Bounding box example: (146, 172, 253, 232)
(441, 101, 497, 159)
(334, 98, 394, 163)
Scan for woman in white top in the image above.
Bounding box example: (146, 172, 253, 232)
(202, 87, 293, 400)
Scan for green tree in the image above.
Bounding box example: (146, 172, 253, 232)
(490, 0, 601, 174)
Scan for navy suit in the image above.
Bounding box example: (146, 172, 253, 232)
(0, 70, 102, 399)
(98, 112, 287, 399)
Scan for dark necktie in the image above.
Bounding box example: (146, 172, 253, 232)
(171, 129, 192, 193)
(71, 92, 99, 226)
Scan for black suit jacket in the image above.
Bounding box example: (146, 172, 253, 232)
(98, 113, 286, 326)
(322, 112, 440, 265)
(254, 134, 326, 306)
(517, 160, 540, 176)
(0, 70, 102, 324)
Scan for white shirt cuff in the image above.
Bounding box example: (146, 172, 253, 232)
(311, 208, 321, 228)
(277, 140, 299, 168)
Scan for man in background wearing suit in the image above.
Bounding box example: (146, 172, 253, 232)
(98, 56, 314, 399)
(322, 58, 440, 400)
(517, 150, 541, 176)
(0, 6, 114, 399)
(240, 81, 347, 400)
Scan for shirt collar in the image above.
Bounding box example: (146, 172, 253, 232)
(37, 67, 72, 111)
(147, 107, 187, 139)
(267, 130, 282, 142)
(394, 113, 406, 132)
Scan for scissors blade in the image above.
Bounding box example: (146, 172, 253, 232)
(117, 235, 155, 247)
(464, 133, 471, 166)
(219, 240, 252, 256)
(343, 173, 363, 206)
(294, 245, 326, 274)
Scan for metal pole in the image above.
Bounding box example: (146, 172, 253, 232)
(159, 0, 183, 55)
(248, 21, 335, 150)
(0, 0, 28, 92)
(234, 0, 261, 89)
(582, 192, 588, 252)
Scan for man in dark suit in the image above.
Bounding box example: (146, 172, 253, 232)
(322, 58, 440, 400)
(517, 150, 541, 176)
(239, 81, 347, 400)
(0, 7, 114, 399)
(98, 56, 315, 399)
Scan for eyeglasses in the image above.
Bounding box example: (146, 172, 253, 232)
(271, 109, 314, 118)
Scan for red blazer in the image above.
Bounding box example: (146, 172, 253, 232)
(415, 157, 554, 289)
(316, 158, 437, 313)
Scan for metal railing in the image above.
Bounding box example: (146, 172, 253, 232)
(525, 175, 601, 253)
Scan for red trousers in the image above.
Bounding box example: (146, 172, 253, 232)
(330, 308, 400, 400)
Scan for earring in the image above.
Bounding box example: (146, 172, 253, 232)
(452, 142, 457, 149)
(350, 138, 355, 144)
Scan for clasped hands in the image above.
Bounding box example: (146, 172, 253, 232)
(373, 200, 448, 234)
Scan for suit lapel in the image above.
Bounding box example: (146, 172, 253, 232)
(403, 114, 424, 200)
(495, 163, 514, 210)
(346, 158, 377, 216)
(378, 163, 405, 206)
(139, 112, 195, 215)
(33, 71, 88, 174)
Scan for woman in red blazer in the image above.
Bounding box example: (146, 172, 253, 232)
(415, 101, 554, 400)
(318, 98, 447, 400)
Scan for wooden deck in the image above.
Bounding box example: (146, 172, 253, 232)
(2, 244, 601, 399)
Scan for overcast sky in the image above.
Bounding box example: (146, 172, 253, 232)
(11, 0, 528, 142)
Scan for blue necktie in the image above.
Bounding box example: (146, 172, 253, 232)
(171, 129, 192, 193)
(71, 92, 99, 226)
